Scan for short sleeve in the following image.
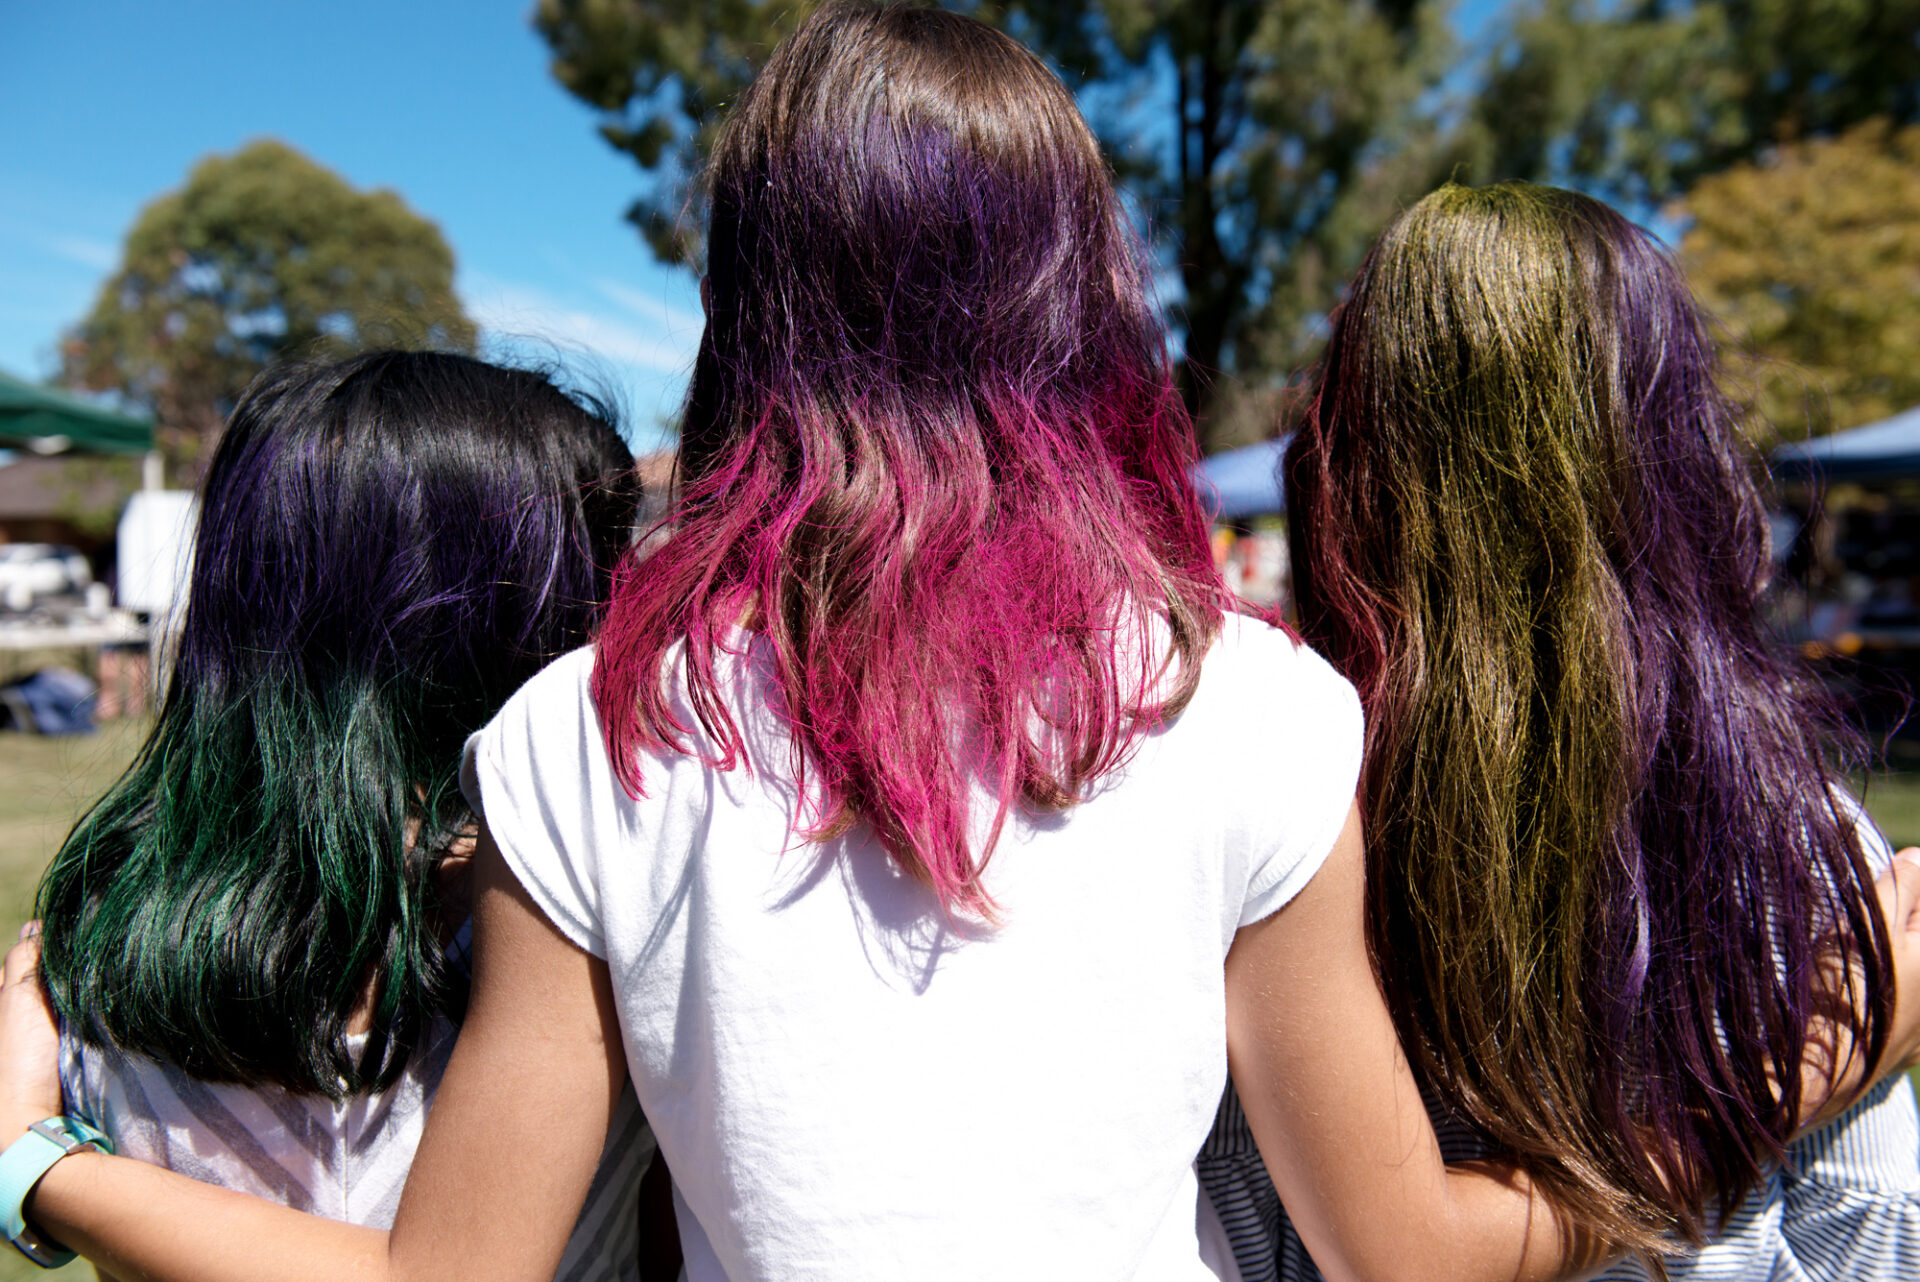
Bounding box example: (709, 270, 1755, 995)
(1214, 620, 1366, 928)
(460, 647, 612, 959)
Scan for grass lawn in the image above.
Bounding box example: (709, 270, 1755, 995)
(0, 722, 151, 945)
(0, 727, 1916, 1279)
(0, 722, 150, 1282)
(1863, 772, 1920, 851)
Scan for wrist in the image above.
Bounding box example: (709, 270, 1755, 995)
(0, 1111, 39, 1152)
(0, 1117, 111, 1269)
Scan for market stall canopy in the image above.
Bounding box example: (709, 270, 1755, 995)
(0, 372, 151, 457)
(1194, 436, 1288, 521)
(1771, 405, 1920, 483)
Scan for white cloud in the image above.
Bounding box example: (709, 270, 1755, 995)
(459, 272, 698, 451)
(593, 277, 704, 332)
(464, 277, 700, 375)
(41, 234, 117, 272)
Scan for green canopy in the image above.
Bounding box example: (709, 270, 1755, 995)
(0, 371, 151, 456)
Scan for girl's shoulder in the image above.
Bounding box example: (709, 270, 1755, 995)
(1157, 614, 1366, 924)
(502, 643, 598, 712)
(491, 634, 768, 749)
(1186, 612, 1362, 739)
(470, 645, 607, 781)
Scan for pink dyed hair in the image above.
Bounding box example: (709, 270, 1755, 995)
(592, 3, 1224, 913)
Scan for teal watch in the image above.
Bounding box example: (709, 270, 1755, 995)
(0, 1117, 111, 1268)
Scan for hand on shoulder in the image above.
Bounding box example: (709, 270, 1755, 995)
(0, 926, 62, 1143)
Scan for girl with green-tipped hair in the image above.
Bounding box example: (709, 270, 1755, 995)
(23, 352, 660, 1279)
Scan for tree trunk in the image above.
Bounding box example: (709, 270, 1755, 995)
(1174, 0, 1253, 456)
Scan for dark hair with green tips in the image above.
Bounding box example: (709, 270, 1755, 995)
(37, 350, 639, 1095)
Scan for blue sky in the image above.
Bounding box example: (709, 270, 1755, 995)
(1, 0, 704, 453)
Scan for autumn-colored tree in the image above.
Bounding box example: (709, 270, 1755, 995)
(1680, 119, 1920, 446)
(62, 140, 476, 480)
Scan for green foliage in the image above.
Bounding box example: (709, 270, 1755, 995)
(61, 141, 476, 479)
(1477, 0, 1920, 204)
(1061, 0, 1463, 449)
(536, 0, 800, 265)
(1680, 119, 1920, 445)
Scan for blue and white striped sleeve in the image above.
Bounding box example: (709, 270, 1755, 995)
(1768, 1073, 1920, 1279)
(1202, 1074, 1920, 1282)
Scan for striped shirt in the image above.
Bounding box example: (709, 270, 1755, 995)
(1198, 1073, 1920, 1281)
(59, 959, 655, 1281)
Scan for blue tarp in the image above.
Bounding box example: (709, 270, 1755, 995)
(1194, 436, 1288, 521)
(0, 667, 96, 735)
(1772, 405, 1920, 482)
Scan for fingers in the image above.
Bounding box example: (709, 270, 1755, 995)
(1, 935, 42, 991)
(1890, 851, 1920, 932)
(1877, 852, 1920, 1076)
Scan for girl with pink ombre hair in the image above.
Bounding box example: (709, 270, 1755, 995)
(0, 6, 1847, 1282)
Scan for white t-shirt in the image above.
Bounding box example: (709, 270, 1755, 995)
(462, 614, 1362, 1281)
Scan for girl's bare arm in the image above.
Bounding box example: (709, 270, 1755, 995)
(1225, 803, 1613, 1282)
(5, 833, 623, 1282)
(1229, 805, 1920, 1282)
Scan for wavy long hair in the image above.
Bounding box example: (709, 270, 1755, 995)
(1286, 182, 1894, 1253)
(39, 351, 639, 1095)
(593, 2, 1223, 914)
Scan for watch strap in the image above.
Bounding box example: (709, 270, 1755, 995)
(0, 1116, 111, 1268)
